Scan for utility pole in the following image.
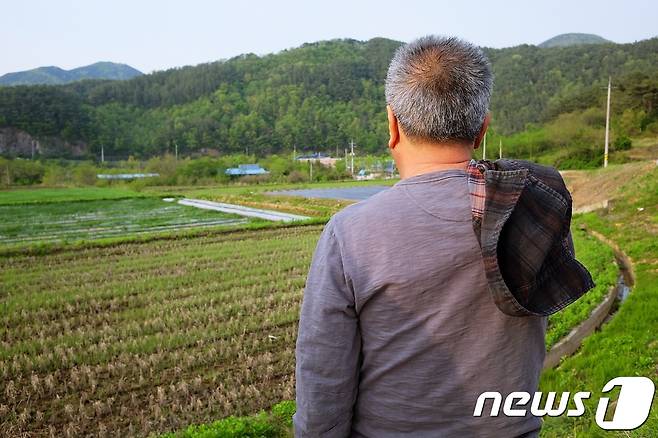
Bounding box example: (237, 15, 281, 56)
(101, 145, 104, 163)
(174, 141, 179, 160)
(604, 76, 611, 168)
(293, 144, 296, 160)
(499, 139, 502, 159)
(31, 140, 35, 160)
(483, 133, 487, 160)
(350, 139, 355, 176)
(309, 159, 313, 181)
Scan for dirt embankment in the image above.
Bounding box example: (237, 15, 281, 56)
(561, 161, 656, 212)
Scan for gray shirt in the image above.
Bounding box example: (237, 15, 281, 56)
(294, 169, 547, 437)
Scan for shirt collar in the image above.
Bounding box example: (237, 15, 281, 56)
(394, 168, 467, 187)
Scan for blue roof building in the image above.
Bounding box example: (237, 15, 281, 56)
(225, 164, 269, 176)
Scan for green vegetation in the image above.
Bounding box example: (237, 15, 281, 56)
(1, 37, 657, 165)
(0, 186, 145, 204)
(539, 165, 658, 436)
(0, 152, 362, 187)
(545, 228, 618, 350)
(0, 197, 248, 247)
(0, 180, 385, 252)
(161, 401, 294, 438)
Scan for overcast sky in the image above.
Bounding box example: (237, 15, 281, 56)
(2, 0, 656, 76)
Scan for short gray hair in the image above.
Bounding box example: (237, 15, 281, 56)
(385, 36, 493, 143)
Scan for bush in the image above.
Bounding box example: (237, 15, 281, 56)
(4, 159, 45, 185)
(177, 157, 221, 183)
(42, 164, 71, 186)
(238, 174, 271, 185)
(270, 401, 295, 428)
(613, 135, 632, 151)
(146, 153, 179, 185)
(554, 146, 603, 170)
(72, 163, 98, 186)
(287, 170, 308, 183)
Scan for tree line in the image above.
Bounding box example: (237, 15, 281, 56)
(0, 37, 657, 159)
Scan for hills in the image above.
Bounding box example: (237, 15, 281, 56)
(0, 36, 657, 163)
(0, 62, 142, 86)
(538, 33, 612, 48)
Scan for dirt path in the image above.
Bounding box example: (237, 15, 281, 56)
(178, 198, 311, 222)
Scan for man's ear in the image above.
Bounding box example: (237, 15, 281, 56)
(473, 113, 491, 150)
(387, 105, 400, 150)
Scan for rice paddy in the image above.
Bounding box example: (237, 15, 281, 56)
(0, 197, 251, 247)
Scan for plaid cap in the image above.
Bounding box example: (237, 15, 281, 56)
(470, 159, 595, 317)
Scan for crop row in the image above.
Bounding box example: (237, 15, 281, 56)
(1, 225, 320, 436)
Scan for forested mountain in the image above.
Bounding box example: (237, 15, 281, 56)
(0, 36, 657, 159)
(538, 33, 612, 48)
(0, 62, 142, 86)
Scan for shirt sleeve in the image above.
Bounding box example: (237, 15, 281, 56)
(294, 220, 361, 437)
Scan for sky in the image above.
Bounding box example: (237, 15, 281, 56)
(2, 0, 657, 76)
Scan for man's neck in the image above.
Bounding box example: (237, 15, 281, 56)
(399, 160, 470, 179)
(396, 141, 473, 180)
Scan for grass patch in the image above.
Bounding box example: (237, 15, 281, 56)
(0, 186, 146, 205)
(539, 165, 658, 437)
(160, 401, 295, 438)
(545, 228, 618, 350)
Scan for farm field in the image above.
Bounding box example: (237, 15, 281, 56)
(0, 206, 618, 437)
(0, 180, 382, 251)
(0, 225, 321, 436)
(0, 187, 148, 205)
(0, 197, 251, 247)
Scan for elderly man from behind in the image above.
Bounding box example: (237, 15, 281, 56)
(294, 35, 592, 437)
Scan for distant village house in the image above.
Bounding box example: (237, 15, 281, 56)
(295, 152, 339, 167)
(224, 164, 269, 177)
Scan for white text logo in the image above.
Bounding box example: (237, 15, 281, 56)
(473, 377, 655, 430)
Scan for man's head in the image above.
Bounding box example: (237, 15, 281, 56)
(384, 36, 493, 174)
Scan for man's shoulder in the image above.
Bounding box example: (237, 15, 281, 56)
(495, 159, 569, 200)
(495, 158, 559, 177)
(329, 185, 401, 233)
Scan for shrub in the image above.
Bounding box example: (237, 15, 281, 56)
(72, 163, 98, 186)
(163, 412, 277, 438)
(287, 170, 308, 183)
(613, 135, 632, 151)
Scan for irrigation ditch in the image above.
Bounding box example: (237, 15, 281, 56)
(543, 227, 635, 370)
